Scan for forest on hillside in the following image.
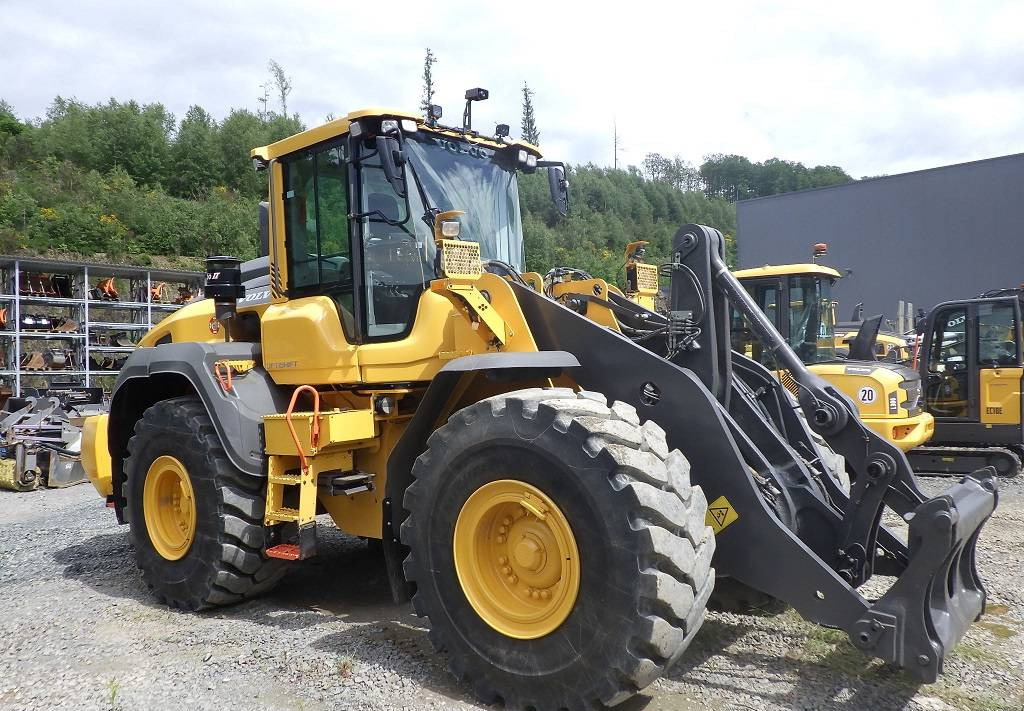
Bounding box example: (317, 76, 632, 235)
(0, 59, 853, 281)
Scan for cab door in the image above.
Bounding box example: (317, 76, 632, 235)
(731, 277, 782, 366)
(923, 303, 973, 420)
(976, 298, 1023, 426)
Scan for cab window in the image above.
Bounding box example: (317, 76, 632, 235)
(359, 154, 433, 339)
(283, 144, 354, 329)
(978, 302, 1019, 367)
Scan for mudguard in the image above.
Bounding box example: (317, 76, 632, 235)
(107, 342, 289, 517)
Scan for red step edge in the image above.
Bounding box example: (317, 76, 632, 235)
(266, 544, 301, 561)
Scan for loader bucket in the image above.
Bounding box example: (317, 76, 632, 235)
(848, 468, 997, 681)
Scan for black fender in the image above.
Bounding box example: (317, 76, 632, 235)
(382, 350, 579, 602)
(108, 342, 289, 521)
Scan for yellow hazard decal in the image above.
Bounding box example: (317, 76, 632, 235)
(705, 495, 739, 534)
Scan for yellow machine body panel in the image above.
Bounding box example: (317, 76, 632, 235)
(808, 362, 933, 451)
(548, 278, 621, 331)
(979, 367, 1023, 425)
(82, 413, 113, 497)
(263, 409, 377, 456)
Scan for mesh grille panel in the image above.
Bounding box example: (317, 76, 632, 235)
(441, 240, 482, 279)
(636, 263, 659, 293)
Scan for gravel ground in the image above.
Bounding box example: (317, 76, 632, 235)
(1, 477, 1021, 711)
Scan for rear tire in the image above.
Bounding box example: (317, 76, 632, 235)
(124, 397, 287, 610)
(402, 388, 715, 710)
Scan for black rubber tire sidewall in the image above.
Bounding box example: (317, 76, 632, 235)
(126, 412, 225, 608)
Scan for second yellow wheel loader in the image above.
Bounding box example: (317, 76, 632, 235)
(732, 263, 934, 453)
(82, 104, 997, 711)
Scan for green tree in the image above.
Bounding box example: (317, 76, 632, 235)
(267, 59, 293, 117)
(520, 82, 539, 145)
(420, 48, 437, 116)
(169, 105, 220, 197)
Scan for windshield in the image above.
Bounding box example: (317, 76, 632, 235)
(401, 132, 524, 269)
(788, 275, 836, 363)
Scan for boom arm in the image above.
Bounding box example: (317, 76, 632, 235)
(519, 223, 997, 681)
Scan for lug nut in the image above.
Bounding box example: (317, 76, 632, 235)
(541, 590, 551, 600)
(507, 574, 517, 584)
(502, 517, 511, 526)
(502, 566, 512, 575)
(496, 536, 505, 543)
(498, 556, 508, 565)
(498, 526, 507, 534)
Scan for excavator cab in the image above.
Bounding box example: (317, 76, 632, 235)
(912, 292, 1024, 475)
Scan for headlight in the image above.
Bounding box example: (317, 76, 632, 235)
(441, 220, 461, 238)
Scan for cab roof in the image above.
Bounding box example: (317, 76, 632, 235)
(733, 263, 842, 280)
(251, 107, 542, 162)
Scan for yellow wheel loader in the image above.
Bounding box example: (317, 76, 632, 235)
(732, 263, 934, 453)
(81, 103, 997, 710)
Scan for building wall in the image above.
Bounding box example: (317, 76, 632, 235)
(736, 153, 1024, 323)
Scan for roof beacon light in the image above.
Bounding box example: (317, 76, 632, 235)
(813, 242, 829, 261)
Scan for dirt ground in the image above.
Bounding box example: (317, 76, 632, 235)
(1, 477, 1021, 711)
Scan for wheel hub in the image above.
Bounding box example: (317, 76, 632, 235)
(143, 455, 196, 561)
(453, 479, 580, 639)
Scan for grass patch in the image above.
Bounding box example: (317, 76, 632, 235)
(933, 685, 1024, 711)
(336, 656, 355, 679)
(949, 640, 1004, 665)
(977, 620, 1017, 639)
(105, 678, 120, 710)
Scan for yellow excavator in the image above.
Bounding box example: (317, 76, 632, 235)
(81, 100, 996, 710)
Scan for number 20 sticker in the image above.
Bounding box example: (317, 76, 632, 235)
(858, 387, 877, 404)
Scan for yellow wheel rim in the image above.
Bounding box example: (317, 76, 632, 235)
(453, 479, 580, 639)
(143, 455, 196, 561)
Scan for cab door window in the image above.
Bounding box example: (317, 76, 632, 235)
(283, 144, 354, 331)
(927, 306, 969, 417)
(359, 159, 433, 339)
(977, 301, 1019, 367)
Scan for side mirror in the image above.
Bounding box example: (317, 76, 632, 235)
(544, 163, 569, 217)
(375, 135, 406, 198)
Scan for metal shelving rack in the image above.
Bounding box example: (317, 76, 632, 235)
(0, 256, 203, 396)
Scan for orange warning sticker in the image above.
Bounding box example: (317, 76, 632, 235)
(705, 495, 739, 534)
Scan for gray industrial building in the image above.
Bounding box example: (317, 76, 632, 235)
(736, 152, 1024, 324)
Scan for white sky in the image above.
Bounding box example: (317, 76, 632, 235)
(2, 0, 1022, 178)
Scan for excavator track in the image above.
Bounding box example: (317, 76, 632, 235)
(909, 445, 1021, 478)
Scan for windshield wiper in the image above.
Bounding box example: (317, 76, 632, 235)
(403, 155, 446, 233)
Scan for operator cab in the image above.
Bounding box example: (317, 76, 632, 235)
(253, 106, 568, 348)
(731, 264, 840, 367)
(919, 294, 1023, 431)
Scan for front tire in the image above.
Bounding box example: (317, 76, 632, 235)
(124, 397, 286, 610)
(401, 388, 715, 710)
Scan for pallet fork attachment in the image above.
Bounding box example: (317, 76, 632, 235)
(514, 224, 998, 682)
